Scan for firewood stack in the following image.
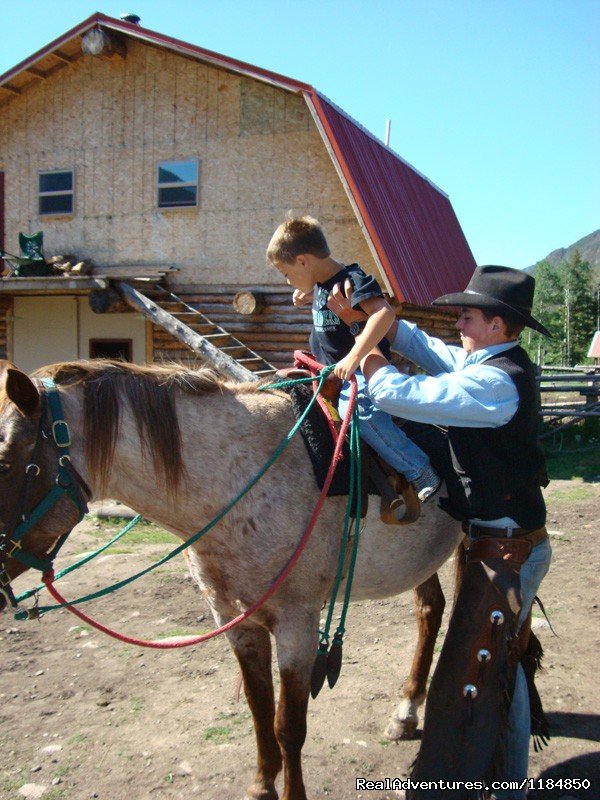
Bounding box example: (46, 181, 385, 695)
(48, 255, 93, 275)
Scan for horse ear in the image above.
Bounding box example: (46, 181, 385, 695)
(1, 363, 40, 417)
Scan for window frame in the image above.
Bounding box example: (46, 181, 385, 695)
(157, 158, 199, 209)
(38, 169, 74, 217)
(89, 338, 133, 362)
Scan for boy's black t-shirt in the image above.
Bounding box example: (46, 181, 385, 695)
(309, 263, 392, 366)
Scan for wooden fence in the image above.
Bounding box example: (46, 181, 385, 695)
(537, 368, 600, 436)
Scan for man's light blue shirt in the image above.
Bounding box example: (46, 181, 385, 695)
(366, 320, 520, 429)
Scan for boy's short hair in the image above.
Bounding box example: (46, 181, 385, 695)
(267, 215, 331, 264)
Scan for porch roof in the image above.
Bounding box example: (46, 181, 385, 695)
(0, 265, 175, 294)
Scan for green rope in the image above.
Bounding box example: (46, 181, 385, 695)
(318, 408, 356, 645)
(15, 371, 318, 605)
(14, 514, 143, 604)
(15, 368, 334, 621)
(317, 406, 363, 648)
(335, 409, 363, 636)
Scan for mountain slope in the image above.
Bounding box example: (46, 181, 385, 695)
(531, 229, 600, 275)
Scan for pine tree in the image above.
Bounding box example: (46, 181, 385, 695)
(560, 251, 596, 365)
(525, 260, 563, 365)
(524, 252, 596, 366)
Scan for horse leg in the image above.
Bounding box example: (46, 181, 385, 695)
(385, 572, 446, 740)
(273, 614, 318, 800)
(228, 624, 282, 800)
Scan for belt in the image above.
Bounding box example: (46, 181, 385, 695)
(462, 523, 548, 565)
(462, 522, 547, 544)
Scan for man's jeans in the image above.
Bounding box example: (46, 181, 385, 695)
(338, 372, 429, 481)
(491, 536, 552, 799)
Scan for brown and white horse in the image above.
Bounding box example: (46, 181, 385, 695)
(0, 358, 464, 800)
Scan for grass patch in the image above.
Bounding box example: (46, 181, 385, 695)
(67, 733, 88, 745)
(547, 484, 597, 503)
(130, 696, 144, 714)
(204, 725, 232, 742)
(545, 448, 600, 481)
(1, 776, 21, 796)
(87, 518, 175, 545)
(45, 790, 68, 800)
(156, 627, 209, 638)
(70, 624, 92, 634)
(541, 417, 600, 481)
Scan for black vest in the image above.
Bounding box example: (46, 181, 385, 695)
(446, 346, 548, 529)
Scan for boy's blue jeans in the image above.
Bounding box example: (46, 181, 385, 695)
(487, 536, 552, 799)
(337, 372, 429, 481)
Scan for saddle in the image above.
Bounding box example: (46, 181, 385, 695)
(274, 367, 420, 526)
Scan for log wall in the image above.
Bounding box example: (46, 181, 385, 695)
(0, 297, 11, 361)
(150, 287, 460, 371)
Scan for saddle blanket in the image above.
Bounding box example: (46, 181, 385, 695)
(288, 383, 367, 515)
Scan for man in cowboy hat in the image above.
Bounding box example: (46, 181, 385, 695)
(328, 265, 552, 800)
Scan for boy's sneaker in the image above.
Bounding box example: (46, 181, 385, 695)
(412, 466, 441, 503)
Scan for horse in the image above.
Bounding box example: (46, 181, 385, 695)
(1, 357, 507, 800)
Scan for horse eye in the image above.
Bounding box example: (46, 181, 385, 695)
(0, 462, 11, 474)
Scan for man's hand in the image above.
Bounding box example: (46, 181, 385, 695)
(333, 352, 361, 380)
(327, 280, 367, 324)
(292, 288, 313, 307)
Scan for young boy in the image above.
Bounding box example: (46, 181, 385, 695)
(266, 215, 440, 507)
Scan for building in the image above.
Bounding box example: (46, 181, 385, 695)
(0, 12, 476, 378)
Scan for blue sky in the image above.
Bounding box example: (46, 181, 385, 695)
(1, 0, 598, 268)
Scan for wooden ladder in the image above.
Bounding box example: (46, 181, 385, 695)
(117, 282, 277, 382)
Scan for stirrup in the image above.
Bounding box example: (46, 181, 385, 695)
(383, 475, 421, 526)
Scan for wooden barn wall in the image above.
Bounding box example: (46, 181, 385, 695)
(151, 288, 459, 371)
(0, 40, 378, 289)
(0, 296, 11, 361)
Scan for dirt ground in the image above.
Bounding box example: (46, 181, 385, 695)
(1, 479, 598, 800)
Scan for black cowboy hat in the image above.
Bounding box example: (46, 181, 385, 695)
(432, 265, 552, 337)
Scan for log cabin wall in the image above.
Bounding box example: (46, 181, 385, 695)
(0, 297, 11, 361)
(150, 287, 460, 371)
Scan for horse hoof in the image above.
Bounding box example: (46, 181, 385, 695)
(384, 716, 419, 741)
(245, 783, 278, 800)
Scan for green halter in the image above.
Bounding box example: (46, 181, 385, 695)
(5, 377, 89, 574)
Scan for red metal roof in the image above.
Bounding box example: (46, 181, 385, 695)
(309, 94, 476, 304)
(0, 13, 476, 305)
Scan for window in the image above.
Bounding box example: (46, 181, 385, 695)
(157, 159, 198, 208)
(39, 170, 74, 215)
(89, 339, 132, 361)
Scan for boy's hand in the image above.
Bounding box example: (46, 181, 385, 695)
(333, 352, 361, 380)
(327, 280, 367, 324)
(292, 288, 313, 307)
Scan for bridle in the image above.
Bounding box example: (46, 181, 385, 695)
(0, 377, 91, 612)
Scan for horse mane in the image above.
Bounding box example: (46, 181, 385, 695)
(32, 359, 264, 496)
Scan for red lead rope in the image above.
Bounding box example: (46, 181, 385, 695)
(43, 358, 356, 649)
(294, 350, 340, 444)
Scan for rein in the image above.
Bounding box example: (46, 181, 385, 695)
(0, 379, 91, 613)
(11, 360, 362, 661)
